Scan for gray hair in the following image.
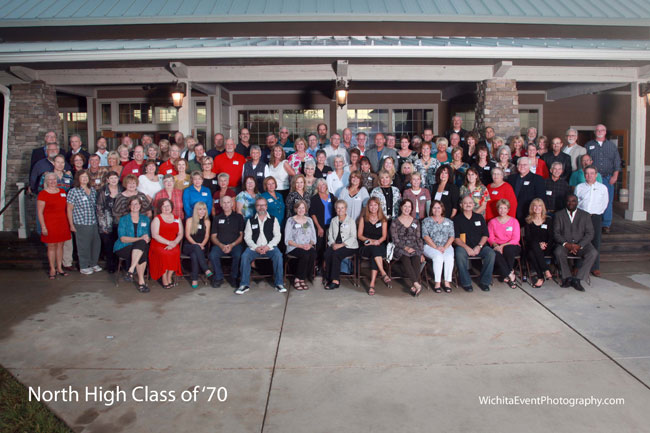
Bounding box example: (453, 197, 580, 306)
(551, 161, 564, 171)
(304, 159, 316, 170)
(497, 145, 511, 159)
(43, 171, 58, 183)
(517, 157, 530, 165)
(217, 172, 230, 182)
(566, 128, 578, 135)
(250, 144, 261, 153)
(315, 178, 328, 189)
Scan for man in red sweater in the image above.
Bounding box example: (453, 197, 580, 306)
(213, 138, 245, 189)
(121, 145, 145, 181)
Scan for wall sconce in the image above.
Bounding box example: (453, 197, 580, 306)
(171, 82, 186, 108)
(640, 83, 650, 105)
(335, 78, 349, 108)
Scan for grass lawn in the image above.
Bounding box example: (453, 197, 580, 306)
(0, 366, 71, 433)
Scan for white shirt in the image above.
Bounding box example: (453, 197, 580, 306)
(264, 161, 291, 190)
(575, 181, 608, 216)
(326, 169, 350, 197)
(137, 174, 163, 199)
(96, 150, 109, 167)
(567, 209, 577, 224)
(244, 214, 281, 249)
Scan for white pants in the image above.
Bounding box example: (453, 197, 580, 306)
(423, 244, 454, 283)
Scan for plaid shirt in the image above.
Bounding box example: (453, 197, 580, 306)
(66, 187, 98, 225)
(585, 139, 621, 178)
(543, 177, 570, 212)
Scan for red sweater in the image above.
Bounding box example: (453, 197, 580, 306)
(212, 152, 246, 187)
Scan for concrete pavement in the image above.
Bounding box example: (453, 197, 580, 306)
(0, 268, 648, 432)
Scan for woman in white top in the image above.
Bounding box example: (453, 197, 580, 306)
(326, 155, 350, 197)
(137, 159, 162, 201)
(264, 145, 291, 195)
(338, 171, 369, 222)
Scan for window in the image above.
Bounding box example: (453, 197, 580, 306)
(281, 109, 325, 141)
(393, 109, 434, 138)
(101, 103, 111, 125)
(454, 111, 476, 132)
(195, 101, 207, 125)
(119, 103, 152, 124)
(347, 106, 437, 142)
(519, 108, 540, 136)
(156, 107, 177, 124)
(59, 111, 88, 146)
(236, 108, 327, 146)
(347, 108, 389, 137)
(238, 110, 279, 146)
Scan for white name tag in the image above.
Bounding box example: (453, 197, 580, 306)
(141, 222, 146, 227)
(64, 179, 70, 183)
(473, 192, 480, 197)
(251, 224, 259, 229)
(589, 146, 595, 150)
(82, 195, 88, 201)
(60, 193, 66, 197)
(355, 196, 361, 200)
(166, 169, 173, 174)
(214, 199, 219, 203)
(295, 223, 302, 228)
(382, 155, 389, 159)
(233, 161, 239, 165)
(443, 221, 450, 226)
(375, 222, 382, 228)
(342, 224, 348, 228)
(505, 169, 511, 173)
(506, 226, 513, 232)
(183, 181, 189, 185)
(174, 219, 180, 223)
(546, 190, 553, 196)
(474, 221, 481, 226)
(268, 199, 274, 203)
(541, 224, 548, 229)
(95, 179, 100, 184)
(212, 180, 218, 184)
(202, 192, 208, 196)
(218, 219, 225, 224)
(411, 223, 417, 229)
(257, 172, 263, 177)
(443, 191, 449, 196)
(327, 198, 331, 202)
(492, 190, 498, 195)
(132, 169, 138, 173)
(197, 224, 202, 229)
(484, 166, 491, 170)
(523, 181, 530, 186)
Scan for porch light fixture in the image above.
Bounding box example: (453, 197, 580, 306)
(335, 78, 349, 108)
(640, 83, 650, 105)
(171, 82, 186, 108)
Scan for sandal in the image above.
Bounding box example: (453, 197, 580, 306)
(433, 285, 442, 293)
(504, 277, 518, 289)
(443, 283, 452, 293)
(299, 280, 309, 291)
(57, 271, 69, 277)
(381, 273, 392, 287)
(294, 279, 303, 290)
(48, 271, 56, 280)
(414, 283, 422, 297)
(533, 277, 544, 288)
(125, 271, 134, 282)
(367, 286, 375, 296)
(205, 270, 214, 278)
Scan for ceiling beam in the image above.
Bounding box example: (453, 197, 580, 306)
(441, 83, 475, 101)
(191, 82, 218, 95)
(9, 66, 39, 82)
(55, 85, 95, 97)
(546, 83, 626, 101)
(493, 60, 512, 78)
(169, 61, 189, 79)
(638, 64, 650, 80)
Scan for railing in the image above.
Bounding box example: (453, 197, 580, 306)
(0, 182, 27, 238)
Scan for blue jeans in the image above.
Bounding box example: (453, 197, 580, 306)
(602, 176, 614, 228)
(454, 245, 495, 287)
(209, 244, 243, 282)
(240, 247, 284, 287)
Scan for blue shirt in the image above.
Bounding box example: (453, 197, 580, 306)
(262, 191, 285, 227)
(322, 197, 332, 226)
(182, 185, 213, 217)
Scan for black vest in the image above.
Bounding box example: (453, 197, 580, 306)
(250, 215, 276, 244)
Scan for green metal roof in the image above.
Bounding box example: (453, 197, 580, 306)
(0, 0, 649, 27)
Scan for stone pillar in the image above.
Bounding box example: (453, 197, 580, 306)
(3, 81, 60, 232)
(475, 79, 520, 140)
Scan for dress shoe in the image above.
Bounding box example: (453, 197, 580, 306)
(591, 270, 601, 277)
(572, 279, 585, 292)
(560, 278, 573, 288)
(602, 227, 610, 234)
(211, 278, 223, 288)
(325, 282, 339, 290)
(462, 286, 473, 292)
(479, 284, 491, 292)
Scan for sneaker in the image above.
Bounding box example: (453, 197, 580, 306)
(235, 285, 250, 295)
(80, 268, 94, 275)
(92, 265, 103, 272)
(275, 285, 287, 293)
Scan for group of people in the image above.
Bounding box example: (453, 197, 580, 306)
(31, 119, 620, 295)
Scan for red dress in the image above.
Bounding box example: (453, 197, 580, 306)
(486, 182, 518, 221)
(38, 189, 71, 243)
(149, 214, 183, 280)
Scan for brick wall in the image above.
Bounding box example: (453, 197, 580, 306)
(3, 81, 60, 232)
(475, 79, 520, 141)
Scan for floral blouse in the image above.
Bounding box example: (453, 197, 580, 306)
(287, 152, 314, 174)
(390, 217, 424, 259)
(370, 186, 401, 219)
(414, 157, 441, 189)
(236, 191, 259, 220)
(421, 217, 455, 246)
(459, 184, 490, 215)
(285, 191, 311, 219)
(284, 217, 317, 253)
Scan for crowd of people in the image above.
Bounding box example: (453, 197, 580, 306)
(30, 118, 620, 295)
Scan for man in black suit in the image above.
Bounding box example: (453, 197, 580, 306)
(553, 194, 598, 292)
(506, 157, 545, 224)
(64, 134, 90, 168)
(444, 115, 468, 143)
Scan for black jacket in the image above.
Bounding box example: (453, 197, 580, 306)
(506, 172, 545, 223)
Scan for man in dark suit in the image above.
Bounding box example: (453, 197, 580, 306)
(64, 134, 90, 168)
(365, 132, 397, 172)
(553, 194, 598, 292)
(29, 130, 60, 177)
(506, 157, 545, 224)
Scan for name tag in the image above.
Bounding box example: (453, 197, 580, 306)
(174, 219, 180, 223)
(218, 219, 225, 224)
(251, 224, 259, 229)
(484, 166, 491, 170)
(492, 190, 498, 195)
(375, 222, 382, 228)
(541, 224, 548, 229)
(474, 221, 481, 226)
(64, 179, 70, 183)
(202, 192, 208, 196)
(523, 181, 530, 186)
(212, 180, 218, 184)
(342, 223, 348, 228)
(268, 198, 274, 203)
(95, 179, 100, 184)
(233, 161, 239, 165)
(141, 222, 147, 227)
(197, 224, 202, 229)
(82, 195, 88, 201)
(382, 155, 389, 159)
(214, 199, 219, 203)
(546, 190, 553, 196)
(257, 172, 263, 177)
(506, 226, 513, 232)
(473, 192, 480, 197)
(327, 198, 331, 202)
(295, 223, 302, 228)
(166, 169, 173, 174)
(183, 181, 189, 185)
(132, 169, 138, 173)
(411, 223, 417, 229)
(442, 191, 449, 196)
(443, 221, 450, 226)
(60, 193, 66, 197)
(589, 146, 595, 150)
(505, 169, 511, 173)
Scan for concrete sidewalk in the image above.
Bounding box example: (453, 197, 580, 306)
(0, 268, 648, 433)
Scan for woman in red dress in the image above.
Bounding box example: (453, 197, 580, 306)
(37, 172, 72, 279)
(149, 198, 183, 288)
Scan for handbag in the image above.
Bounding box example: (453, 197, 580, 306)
(386, 242, 395, 262)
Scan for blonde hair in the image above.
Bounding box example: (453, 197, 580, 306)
(190, 201, 208, 236)
(525, 198, 548, 224)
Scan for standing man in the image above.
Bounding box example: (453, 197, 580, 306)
(141, 134, 153, 148)
(342, 128, 354, 152)
(422, 128, 435, 145)
(159, 144, 181, 176)
(188, 143, 206, 173)
(324, 133, 349, 167)
(449, 133, 461, 151)
(236, 197, 286, 295)
(575, 166, 608, 277)
(563, 128, 586, 172)
(444, 116, 467, 142)
(65, 134, 90, 168)
(95, 137, 110, 167)
(553, 194, 598, 292)
(453, 195, 495, 292)
(586, 124, 621, 234)
(30, 142, 68, 192)
(316, 123, 330, 147)
(121, 145, 145, 181)
(355, 132, 368, 156)
(569, 154, 602, 188)
(209, 195, 245, 289)
(506, 157, 545, 224)
(278, 127, 293, 155)
(173, 131, 185, 152)
(543, 162, 570, 214)
(386, 134, 396, 150)
(261, 132, 278, 164)
(207, 133, 225, 158)
(213, 138, 246, 188)
(525, 127, 538, 146)
(235, 128, 252, 158)
(87, 154, 108, 190)
(30, 130, 60, 175)
(180, 136, 197, 161)
(542, 137, 572, 181)
(366, 133, 397, 172)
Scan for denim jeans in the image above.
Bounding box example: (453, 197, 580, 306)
(209, 244, 243, 282)
(240, 247, 284, 287)
(601, 175, 614, 228)
(454, 245, 495, 287)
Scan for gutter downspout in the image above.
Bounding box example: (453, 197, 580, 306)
(0, 84, 10, 230)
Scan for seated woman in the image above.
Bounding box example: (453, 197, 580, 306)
(309, 178, 337, 273)
(524, 198, 554, 288)
(261, 176, 285, 228)
(390, 199, 425, 296)
(323, 200, 358, 290)
(357, 197, 390, 295)
(149, 198, 184, 289)
(37, 172, 72, 279)
(459, 167, 490, 216)
(114, 196, 151, 292)
(422, 200, 455, 293)
(284, 200, 317, 290)
(182, 201, 213, 288)
(487, 199, 521, 289)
